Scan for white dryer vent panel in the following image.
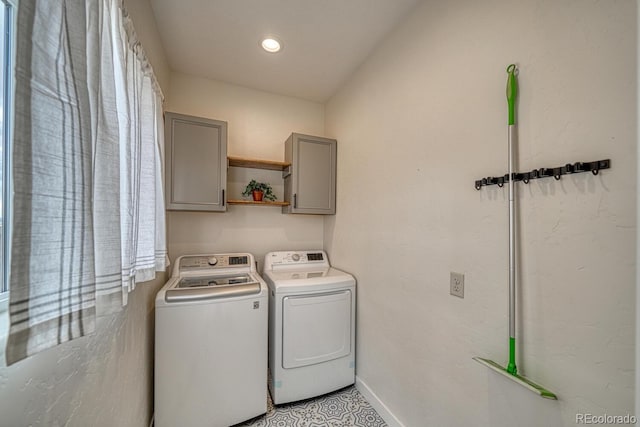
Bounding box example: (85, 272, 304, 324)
(282, 290, 352, 369)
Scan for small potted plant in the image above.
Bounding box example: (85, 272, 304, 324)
(242, 179, 277, 202)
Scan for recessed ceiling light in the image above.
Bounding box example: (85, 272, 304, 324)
(261, 37, 282, 53)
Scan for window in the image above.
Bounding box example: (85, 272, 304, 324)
(0, 0, 14, 294)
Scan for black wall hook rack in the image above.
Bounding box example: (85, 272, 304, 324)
(474, 159, 610, 190)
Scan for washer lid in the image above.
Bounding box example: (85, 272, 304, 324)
(165, 273, 261, 302)
(177, 274, 254, 288)
(265, 267, 355, 293)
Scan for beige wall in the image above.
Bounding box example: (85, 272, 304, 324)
(0, 1, 171, 425)
(165, 72, 326, 269)
(325, 0, 636, 425)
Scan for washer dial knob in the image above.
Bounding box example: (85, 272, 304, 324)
(291, 253, 300, 261)
(208, 257, 218, 266)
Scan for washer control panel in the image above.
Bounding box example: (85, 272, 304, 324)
(179, 254, 250, 271)
(264, 251, 328, 270)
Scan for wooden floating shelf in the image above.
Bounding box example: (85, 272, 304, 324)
(227, 199, 290, 207)
(228, 156, 290, 171)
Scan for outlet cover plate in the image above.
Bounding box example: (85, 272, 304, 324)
(450, 272, 464, 298)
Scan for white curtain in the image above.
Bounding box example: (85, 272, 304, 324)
(6, 0, 167, 365)
(105, 0, 167, 308)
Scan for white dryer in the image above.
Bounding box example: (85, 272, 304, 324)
(155, 253, 267, 427)
(262, 250, 356, 405)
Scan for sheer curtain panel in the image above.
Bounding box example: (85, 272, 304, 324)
(6, 0, 166, 365)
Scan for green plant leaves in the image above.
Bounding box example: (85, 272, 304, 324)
(241, 179, 277, 201)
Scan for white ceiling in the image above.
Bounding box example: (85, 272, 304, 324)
(149, 0, 421, 102)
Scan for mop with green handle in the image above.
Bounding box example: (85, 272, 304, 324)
(473, 64, 557, 400)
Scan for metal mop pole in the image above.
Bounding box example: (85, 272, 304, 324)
(472, 65, 556, 399)
(506, 64, 518, 375)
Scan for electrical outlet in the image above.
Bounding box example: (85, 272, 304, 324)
(450, 272, 464, 298)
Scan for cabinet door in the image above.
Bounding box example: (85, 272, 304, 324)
(165, 112, 227, 211)
(283, 133, 336, 214)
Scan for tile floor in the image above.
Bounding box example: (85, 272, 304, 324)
(235, 386, 387, 427)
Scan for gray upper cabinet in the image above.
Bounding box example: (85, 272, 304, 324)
(282, 133, 336, 215)
(165, 112, 227, 211)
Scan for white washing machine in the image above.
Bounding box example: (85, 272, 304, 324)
(262, 250, 356, 405)
(155, 253, 268, 427)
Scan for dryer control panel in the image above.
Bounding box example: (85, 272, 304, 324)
(264, 251, 329, 271)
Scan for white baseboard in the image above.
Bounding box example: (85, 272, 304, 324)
(355, 376, 405, 427)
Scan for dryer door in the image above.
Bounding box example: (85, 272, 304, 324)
(282, 290, 352, 369)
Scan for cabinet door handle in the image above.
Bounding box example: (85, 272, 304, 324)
(293, 193, 297, 208)
(222, 189, 225, 206)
